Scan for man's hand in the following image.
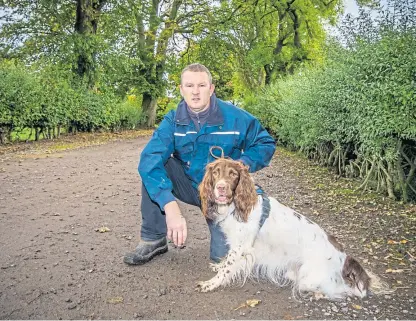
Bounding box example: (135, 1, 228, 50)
(164, 201, 187, 247)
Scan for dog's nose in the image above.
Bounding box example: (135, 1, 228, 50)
(216, 183, 226, 193)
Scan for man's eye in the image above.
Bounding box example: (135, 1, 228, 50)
(185, 84, 193, 87)
(200, 84, 206, 87)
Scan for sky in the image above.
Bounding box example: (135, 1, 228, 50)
(344, 0, 361, 16)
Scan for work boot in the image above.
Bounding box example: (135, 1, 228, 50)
(123, 237, 168, 265)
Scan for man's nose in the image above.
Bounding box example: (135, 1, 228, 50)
(192, 86, 200, 94)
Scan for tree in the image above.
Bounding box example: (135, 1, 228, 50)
(73, 0, 108, 87)
(103, 0, 215, 127)
(0, 0, 109, 87)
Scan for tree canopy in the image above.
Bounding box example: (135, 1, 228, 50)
(1, 0, 368, 125)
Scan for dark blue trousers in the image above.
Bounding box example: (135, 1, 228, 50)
(140, 157, 229, 262)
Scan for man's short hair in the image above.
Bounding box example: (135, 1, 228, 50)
(181, 63, 213, 84)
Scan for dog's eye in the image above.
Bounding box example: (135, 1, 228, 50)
(229, 171, 238, 178)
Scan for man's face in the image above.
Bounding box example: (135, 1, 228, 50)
(180, 71, 215, 113)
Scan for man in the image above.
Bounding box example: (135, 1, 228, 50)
(124, 63, 275, 265)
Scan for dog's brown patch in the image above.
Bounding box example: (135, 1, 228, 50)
(328, 234, 344, 252)
(342, 255, 370, 292)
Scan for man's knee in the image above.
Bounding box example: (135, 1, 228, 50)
(210, 243, 229, 263)
(208, 220, 229, 262)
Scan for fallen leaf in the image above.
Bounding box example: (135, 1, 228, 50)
(387, 240, 397, 244)
(385, 268, 404, 273)
(234, 303, 247, 311)
(352, 304, 362, 310)
(96, 226, 111, 233)
(107, 296, 123, 304)
(234, 299, 261, 310)
(400, 240, 408, 244)
(246, 299, 261, 307)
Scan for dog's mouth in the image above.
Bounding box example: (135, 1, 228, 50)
(214, 191, 233, 204)
(215, 195, 229, 203)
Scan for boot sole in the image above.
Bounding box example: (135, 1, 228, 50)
(123, 244, 168, 265)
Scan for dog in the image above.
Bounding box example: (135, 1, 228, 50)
(196, 157, 388, 300)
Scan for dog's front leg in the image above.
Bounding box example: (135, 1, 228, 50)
(196, 246, 253, 292)
(209, 257, 230, 272)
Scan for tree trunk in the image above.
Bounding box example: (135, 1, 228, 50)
(386, 161, 395, 199)
(48, 127, 53, 139)
(35, 128, 41, 141)
(0, 127, 5, 144)
(141, 93, 158, 128)
(74, 0, 106, 87)
(264, 64, 273, 85)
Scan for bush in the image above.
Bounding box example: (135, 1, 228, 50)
(0, 59, 144, 141)
(0, 60, 41, 142)
(245, 30, 416, 201)
(114, 95, 143, 130)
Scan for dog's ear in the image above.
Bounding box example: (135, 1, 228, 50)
(234, 165, 258, 222)
(199, 162, 216, 219)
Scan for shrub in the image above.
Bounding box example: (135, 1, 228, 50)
(244, 30, 416, 201)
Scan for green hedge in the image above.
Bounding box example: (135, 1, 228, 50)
(0, 61, 142, 143)
(245, 31, 416, 201)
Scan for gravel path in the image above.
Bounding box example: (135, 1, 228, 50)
(0, 135, 414, 319)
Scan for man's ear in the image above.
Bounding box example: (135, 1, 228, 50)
(179, 84, 183, 97)
(210, 83, 215, 95)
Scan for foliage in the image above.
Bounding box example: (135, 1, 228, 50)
(178, 0, 345, 92)
(115, 95, 143, 130)
(156, 97, 179, 124)
(0, 60, 142, 143)
(245, 25, 416, 201)
(0, 60, 39, 142)
(1, 0, 372, 125)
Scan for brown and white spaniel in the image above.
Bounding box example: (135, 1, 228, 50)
(197, 158, 389, 300)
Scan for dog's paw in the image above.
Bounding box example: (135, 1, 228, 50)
(209, 262, 220, 272)
(195, 281, 216, 293)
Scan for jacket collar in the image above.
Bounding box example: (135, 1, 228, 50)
(175, 94, 224, 126)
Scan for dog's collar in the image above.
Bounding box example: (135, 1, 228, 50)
(214, 193, 270, 229)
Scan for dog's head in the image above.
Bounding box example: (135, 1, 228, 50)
(199, 158, 258, 222)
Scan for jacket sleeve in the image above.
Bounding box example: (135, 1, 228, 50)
(239, 114, 276, 172)
(138, 111, 176, 209)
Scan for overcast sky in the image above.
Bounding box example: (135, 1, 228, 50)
(344, 0, 389, 16)
(344, 0, 361, 16)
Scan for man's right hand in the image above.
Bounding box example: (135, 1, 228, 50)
(164, 201, 187, 247)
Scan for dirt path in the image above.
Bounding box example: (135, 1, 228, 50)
(0, 136, 414, 320)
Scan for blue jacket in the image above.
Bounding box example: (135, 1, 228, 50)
(138, 96, 276, 209)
